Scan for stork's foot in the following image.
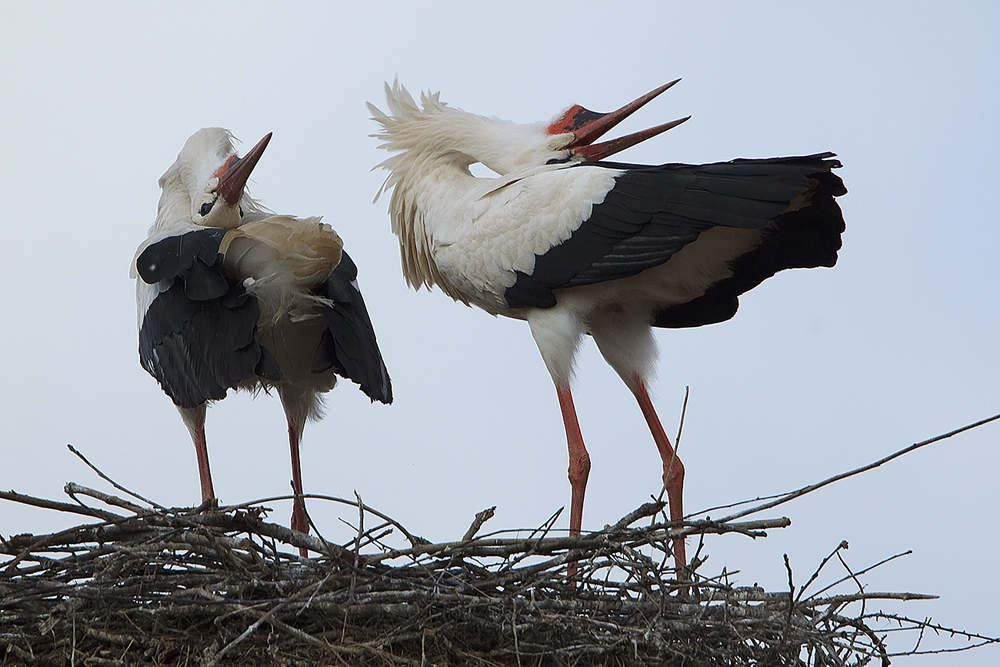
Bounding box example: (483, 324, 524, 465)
(291, 499, 309, 557)
(290, 501, 308, 533)
(195, 497, 219, 514)
(672, 546, 691, 584)
(664, 479, 687, 579)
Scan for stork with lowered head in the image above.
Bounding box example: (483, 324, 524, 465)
(133, 128, 392, 552)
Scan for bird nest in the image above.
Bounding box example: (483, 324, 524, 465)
(4, 419, 1000, 666)
(0, 495, 989, 666)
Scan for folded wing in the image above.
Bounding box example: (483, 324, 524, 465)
(505, 153, 846, 326)
(136, 228, 273, 408)
(312, 251, 393, 404)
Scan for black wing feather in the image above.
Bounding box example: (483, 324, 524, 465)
(504, 153, 846, 325)
(654, 162, 846, 328)
(136, 228, 229, 300)
(311, 251, 393, 404)
(137, 229, 269, 408)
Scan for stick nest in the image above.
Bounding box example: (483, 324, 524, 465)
(5, 479, 990, 667)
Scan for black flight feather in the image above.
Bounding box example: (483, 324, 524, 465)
(311, 251, 393, 405)
(504, 153, 846, 326)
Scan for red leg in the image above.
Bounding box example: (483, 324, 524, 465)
(632, 376, 686, 572)
(288, 422, 309, 557)
(556, 385, 591, 537)
(190, 412, 216, 505)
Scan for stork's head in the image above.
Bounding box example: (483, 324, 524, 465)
(369, 80, 688, 183)
(543, 80, 690, 166)
(155, 128, 271, 231)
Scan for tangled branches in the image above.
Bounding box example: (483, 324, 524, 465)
(0, 485, 988, 666)
(3, 414, 1000, 665)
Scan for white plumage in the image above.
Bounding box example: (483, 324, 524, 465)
(134, 129, 391, 552)
(370, 81, 846, 573)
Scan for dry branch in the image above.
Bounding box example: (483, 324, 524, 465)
(0, 488, 989, 666)
(2, 413, 999, 665)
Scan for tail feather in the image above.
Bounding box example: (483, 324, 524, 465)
(653, 156, 846, 328)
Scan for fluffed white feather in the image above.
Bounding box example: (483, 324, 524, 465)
(369, 81, 622, 315)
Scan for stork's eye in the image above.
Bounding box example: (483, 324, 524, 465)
(546, 156, 571, 165)
(239, 205, 244, 218)
(200, 200, 215, 216)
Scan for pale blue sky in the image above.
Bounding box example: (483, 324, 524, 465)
(2, 3, 998, 660)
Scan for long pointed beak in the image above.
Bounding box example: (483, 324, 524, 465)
(217, 132, 272, 206)
(546, 80, 689, 161)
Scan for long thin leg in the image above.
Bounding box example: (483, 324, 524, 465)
(557, 385, 591, 537)
(526, 307, 588, 577)
(288, 421, 309, 557)
(632, 376, 686, 571)
(179, 404, 215, 505)
(193, 422, 215, 504)
(587, 308, 688, 575)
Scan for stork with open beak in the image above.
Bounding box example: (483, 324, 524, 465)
(369, 80, 845, 573)
(132, 128, 392, 552)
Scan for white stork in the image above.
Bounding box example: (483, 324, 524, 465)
(132, 128, 392, 551)
(369, 80, 846, 572)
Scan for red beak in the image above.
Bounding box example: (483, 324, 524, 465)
(217, 132, 272, 206)
(546, 80, 689, 162)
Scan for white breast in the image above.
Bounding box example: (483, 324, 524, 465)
(430, 166, 621, 313)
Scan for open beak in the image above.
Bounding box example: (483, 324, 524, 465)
(217, 132, 272, 206)
(547, 80, 689, 161)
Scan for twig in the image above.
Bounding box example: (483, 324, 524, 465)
(366, 517, 787, 565)
(66, 444, 166, 511)
(808, 592, 938, 606)
(873, 613, 1000, 652)
(676, 385, 690, 449)
(613, 501, 665, 531)
(208, 602, 281, 666)
(0, 489, 123, 522)
(350, 491, 364, 601)
(301, 491, 337, 559)
(807, 550, 914, 601)
(656, 386, 690, 506)
(461, 506, 496, 542)
(796, 540, 850, 603)
(496, 507, 563, 573)
(64, 483, 147, 514)
(690, 491, 788, 520)
(717, 412, 1000, 523)
(221, 492, 430, 547)
(837, 548, 868, 619)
